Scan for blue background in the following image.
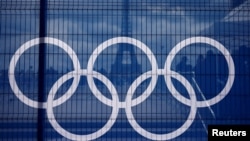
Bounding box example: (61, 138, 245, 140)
(0, 0, 250, 140)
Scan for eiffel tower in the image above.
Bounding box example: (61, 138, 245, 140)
(110, 0, 142, 86)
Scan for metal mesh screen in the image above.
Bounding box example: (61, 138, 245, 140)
(1, 0, 250, 140)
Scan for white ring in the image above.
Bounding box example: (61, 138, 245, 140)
(164, 36, 235, 107)
(125, 69, 197, 141)
(8, 37, 81, 108)
(87, 37, 158, 108)
(47, 69, 119, 141)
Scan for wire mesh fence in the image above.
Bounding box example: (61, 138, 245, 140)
(1, 0, 250, 140)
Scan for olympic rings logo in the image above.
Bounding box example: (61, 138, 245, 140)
(8, 36, 235, 140)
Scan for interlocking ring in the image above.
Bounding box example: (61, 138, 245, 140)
(47, 70, 119, 140)
(8, 36, 235, 141)
(125, 69, 197, 140)
(164, 37, 235, 107)
(87, 37, 158, 108)
(8, 37, 81, 108)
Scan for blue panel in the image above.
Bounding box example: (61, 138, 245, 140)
(1, 0, 250, 140)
